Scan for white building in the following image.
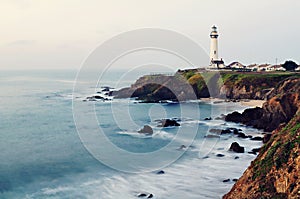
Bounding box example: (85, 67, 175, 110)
(228, 62, 245, 69)
(246, 64, 258, 71)
(209, 26, 225, 68)
(269, 65, 286, 71)
(256, 64, 272, 71)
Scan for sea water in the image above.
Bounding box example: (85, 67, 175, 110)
(0, 69, 263, 199)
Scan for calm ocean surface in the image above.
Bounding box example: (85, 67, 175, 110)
(0, 69, 262, 199)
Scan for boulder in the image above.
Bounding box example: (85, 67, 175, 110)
(236, 132, 248, 139)
(157, 119, 180, 127)
(223, 179, 230, 182)
(221, 129, 232, 134)
(250, 136, 263, 141)
(248, 148, 261, 155)
(138, 125, 153, 135)
(137, 193, 147, 197)
(252, 148, 261, 153)
(229, 142, 245, 153)
(156, 170, 165, 175)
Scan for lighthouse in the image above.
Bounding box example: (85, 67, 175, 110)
(209, 25, 224, 68)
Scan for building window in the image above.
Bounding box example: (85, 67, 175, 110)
(214, 50, 216, 54)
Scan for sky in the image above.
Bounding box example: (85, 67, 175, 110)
(0, 0, 299, 70)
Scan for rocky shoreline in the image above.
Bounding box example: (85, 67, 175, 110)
(223, 77, 300, 198)
(112, 71, 300, 103)
(86, 71, 299, 198)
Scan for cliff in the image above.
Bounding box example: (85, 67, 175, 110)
(225, 77, 300, 132)
(224, 77, 300, 198)
(223, 113, 300, 199)
(113, 70, 299, 102)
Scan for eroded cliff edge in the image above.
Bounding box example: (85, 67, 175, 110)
(113, 70, 299, 102)
(224, 77, 300, 199)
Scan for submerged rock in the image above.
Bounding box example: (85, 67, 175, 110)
(205, 134, 220, 138)
(177, 145, 187, 150)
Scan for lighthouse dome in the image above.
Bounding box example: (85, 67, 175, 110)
(210, 25, 218, 38)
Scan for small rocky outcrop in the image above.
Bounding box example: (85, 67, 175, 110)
(157, 119, 180, 127)
(250, 136, 263, 141)
(138, 125, 153, 135)
(229, 142, 245, 153)
(156, 170, 165, 175)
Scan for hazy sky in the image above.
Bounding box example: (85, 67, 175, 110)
(0, 0, 299, 70)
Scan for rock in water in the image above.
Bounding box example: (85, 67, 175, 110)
(229, 142, 245, 153)
(157, 119, 180, 127)
(236, 132, 248, 139)
(205, 134, 220, 138)
(137, 193, 147, 197)
(147, 194, 154, 198)
(138, 125, 153, 135)
(156, 170, 165, 175)
(250, 136, 263, 141)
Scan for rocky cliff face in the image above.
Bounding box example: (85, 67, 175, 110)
(224, 77, 300, 199)
(113, 74, 200, 101)
(225, 77, 300, 132)
(223, 113, 300, 199)
(113, 71, 299, 102)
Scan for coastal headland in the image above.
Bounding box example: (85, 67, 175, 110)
(113, 69, 300, 102)
(112, 69, 300, 198)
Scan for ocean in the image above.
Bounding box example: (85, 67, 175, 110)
(0, 69, 263, 199)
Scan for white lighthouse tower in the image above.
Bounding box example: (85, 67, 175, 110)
(209, 25, 224, 68)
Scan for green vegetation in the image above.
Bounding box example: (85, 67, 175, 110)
(274, 140, 297, 169)
(289, 123, 300, 136)
(282, 60, 298, 71)
(183, 70, 196, 80)
(253, 141, 281, 180)
(187, 74, 205, 90)
(252, 113, 300, 180)
(181, 71, 300, 91)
